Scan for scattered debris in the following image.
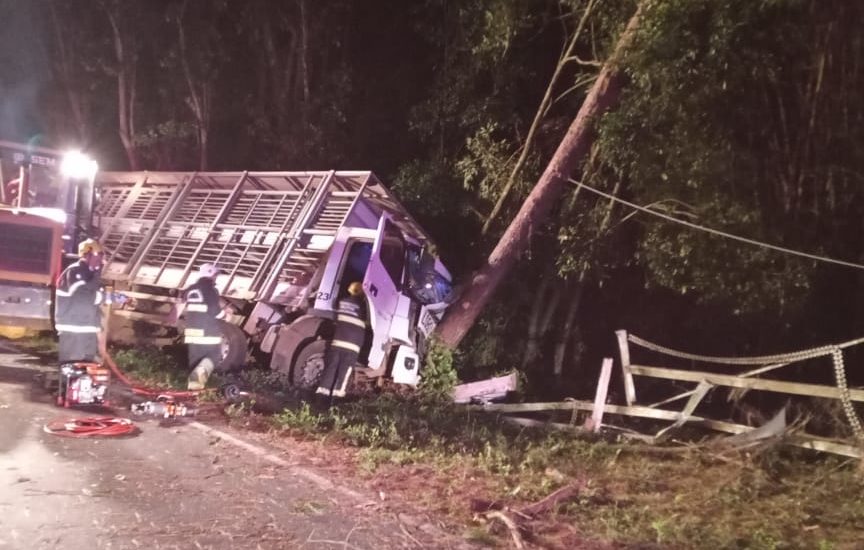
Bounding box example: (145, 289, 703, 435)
(519, 482, 585, 519)
(485, 510, 526, 550)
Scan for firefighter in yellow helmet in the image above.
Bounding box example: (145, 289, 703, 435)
(54, 239, 126, 364)
(316, 282, 368, 405)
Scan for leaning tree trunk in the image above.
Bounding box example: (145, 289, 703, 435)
(435, 5, 643, 348)
(106, 9, 139, 171)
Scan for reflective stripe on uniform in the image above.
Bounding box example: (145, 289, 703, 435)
(184, 335, 222, 345)
(183, 328, 221, 345)
(55, 324, 100, 333)
(333, 366, 353, 397)
(56, 280, 85, 298)
(332, 340, 360, 353)
(336, 314, 366, 328)
(186, 304, 208, 312)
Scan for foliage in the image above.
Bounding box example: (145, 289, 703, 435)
(419, 338, 459, 398)
(596, 0, 864, 317)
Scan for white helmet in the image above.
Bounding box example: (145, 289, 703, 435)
(197, 263, 220, 279)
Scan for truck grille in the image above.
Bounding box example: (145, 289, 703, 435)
(0, 222, 53, 275)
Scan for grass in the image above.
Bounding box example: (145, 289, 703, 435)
(111, 346, 189, 389)
(270, 394, 864, 549)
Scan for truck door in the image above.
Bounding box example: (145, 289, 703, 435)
(362, 215, 406, 371)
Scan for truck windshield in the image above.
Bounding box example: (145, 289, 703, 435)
(405, 247, 452, 305)
(1, 160, 68, 210)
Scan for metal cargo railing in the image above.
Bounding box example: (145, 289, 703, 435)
(95, 170, 428, 304)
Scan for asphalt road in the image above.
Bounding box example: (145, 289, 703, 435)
(0, 343, 463, 550)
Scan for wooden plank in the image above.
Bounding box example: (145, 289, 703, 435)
(452, 372, 519, 404)
(474, 402, 579, 413)
(117, 290, 180, 303)
(629, 364, 864, 403)
(590, 357, 613, 432)
(655, 380, 713, 440)
(788, 436, 861, 458)
(616, 330, 637, 405)
(648, 388, 699, 409)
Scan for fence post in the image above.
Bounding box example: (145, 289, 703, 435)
(616, 330, 637, 406)
(589, 357, 614, 432)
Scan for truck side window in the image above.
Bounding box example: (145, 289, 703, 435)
(340, 241, 373, 295)
(380, 221, 405, 288)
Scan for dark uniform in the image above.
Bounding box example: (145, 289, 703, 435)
(55, 260, 104, 363)
(317, 294, 367, 398)
(183, 275, 223, 380)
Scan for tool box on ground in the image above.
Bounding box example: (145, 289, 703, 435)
(57, 362, 111, 407)
(131, 396, 197, 419)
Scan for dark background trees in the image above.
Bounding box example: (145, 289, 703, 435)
(3, 0, 864, 395)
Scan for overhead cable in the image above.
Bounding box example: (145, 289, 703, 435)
(569, 179, 864, 271)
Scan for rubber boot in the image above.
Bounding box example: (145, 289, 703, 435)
(187, 358, 215, 390)
(312, 387, 332, 412)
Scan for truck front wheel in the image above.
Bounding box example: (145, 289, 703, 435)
(218, 321, 248, 370)
(291, 339, 327, 389)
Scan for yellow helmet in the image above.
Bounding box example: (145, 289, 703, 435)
(78, 239, 103, 258)
(347, 282, 363, 296)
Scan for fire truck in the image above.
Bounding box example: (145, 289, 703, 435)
(95, 170, 453, 388)
(0, 141, 98, 330)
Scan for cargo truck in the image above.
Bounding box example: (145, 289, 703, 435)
(95, 170, 453, 389)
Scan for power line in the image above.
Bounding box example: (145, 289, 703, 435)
(569, 178, 864, 271)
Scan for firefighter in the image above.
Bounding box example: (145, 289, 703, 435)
(183, 263, 224, 390)
(316, 281, 368, 404)
(55, 239, 122, 364)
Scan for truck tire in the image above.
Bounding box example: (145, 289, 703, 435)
(291, 339, 327, 389)
(218, 321, 247, 370)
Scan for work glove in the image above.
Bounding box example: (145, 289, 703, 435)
(106, 292, 129, 305)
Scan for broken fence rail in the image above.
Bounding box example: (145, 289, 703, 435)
(471, 399, 861, 458)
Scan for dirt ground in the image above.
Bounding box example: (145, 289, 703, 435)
(0, 341, 475, 550)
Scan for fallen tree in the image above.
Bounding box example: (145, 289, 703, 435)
(435, 4, 644, 348)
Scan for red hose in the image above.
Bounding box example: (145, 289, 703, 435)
(101, 349, 207, 400)
(43, 416, 137, 438)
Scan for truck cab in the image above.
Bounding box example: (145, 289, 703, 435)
(0, 142, 98, 329)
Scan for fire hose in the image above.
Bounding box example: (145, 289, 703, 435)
(100, 348, 206, 400)
(43, 416, 137, 438)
